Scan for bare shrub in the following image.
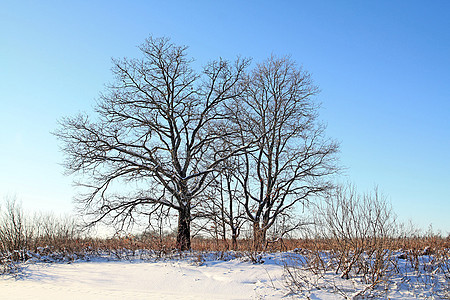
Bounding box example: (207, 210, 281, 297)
(0, 198, 84, 273)
(315, 185, 397, 283)
(0, 199, 34, 273)
(285, 184, 399, 298)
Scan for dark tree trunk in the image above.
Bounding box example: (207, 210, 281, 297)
(231, 231, 238, 250)
(252, 222, 267, 251)
(176, 207, 191, 251)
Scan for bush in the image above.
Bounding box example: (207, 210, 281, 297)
(0, 198, 82, 273)
(285, 184, 399, 297)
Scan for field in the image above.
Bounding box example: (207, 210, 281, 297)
(1, 238, 449, 299)
(2, 253, 286, 299)
(1, 201, 449, 299)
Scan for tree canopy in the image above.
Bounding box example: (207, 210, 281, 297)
(55, 36, 339, 250)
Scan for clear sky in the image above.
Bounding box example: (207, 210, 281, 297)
(1, 1, 449, 234)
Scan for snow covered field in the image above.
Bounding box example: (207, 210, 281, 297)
(1, 252, 449, 299)
(1, 255, 288, 299)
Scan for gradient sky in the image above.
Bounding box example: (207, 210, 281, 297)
(1, 1, 449, 234)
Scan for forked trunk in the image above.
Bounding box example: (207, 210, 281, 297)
(176, 207, 191, 251)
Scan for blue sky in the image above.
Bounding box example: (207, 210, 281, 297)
(1, 1, 449, 234)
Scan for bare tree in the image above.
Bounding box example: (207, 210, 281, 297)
(54, 36, 250, 250)
(201, 156, 247, 250)
(230, 55, 339, 249)
(217, 160, 247, 250)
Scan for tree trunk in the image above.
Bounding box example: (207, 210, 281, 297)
(252, 222, 267, 251)
(231, 231, 238, 250)
(176, 207, 191, 251)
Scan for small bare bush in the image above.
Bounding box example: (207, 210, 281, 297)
(0, 198, 83, 273)
(285, 184, 399, 298)
(316, 185, 397, 283)
(0, 199, 34, 272)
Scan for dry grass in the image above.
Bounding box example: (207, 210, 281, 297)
(1, 198, 449, 276)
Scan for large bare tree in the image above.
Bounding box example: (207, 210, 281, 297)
(55, 37, 250, 250)
(231, 55, 339, 248)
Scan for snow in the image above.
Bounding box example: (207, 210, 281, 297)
(1, 255, 289, 299)
(1, 251, 449, 299)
